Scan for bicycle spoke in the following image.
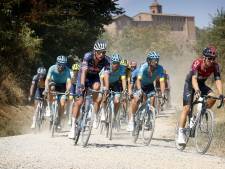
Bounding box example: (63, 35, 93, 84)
(195, 110, 214, 154)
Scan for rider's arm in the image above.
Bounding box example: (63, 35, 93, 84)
(215, 80, 223, 95)
(121, 76, 127, 92)
(103, 71, 109, 90)
(29, 82, 35, 98)
(192, 75, 200, 92)
(66, 71, 72, 92)
(80, 59, 88, 86)
(214, 64, 223, 95)
(159, 78, 165, 95)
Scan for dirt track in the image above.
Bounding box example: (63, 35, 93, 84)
(0, 109, 224, 169)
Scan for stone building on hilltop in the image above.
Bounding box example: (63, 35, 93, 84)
(104, 0, 196, 42)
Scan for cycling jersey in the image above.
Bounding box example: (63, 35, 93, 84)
(76, 52, 110, 95)
(81, 52, 110, 77)
(130, 68, 139, 85)
(108, 65, 126, 83)
(32, 74, 46, 99)
(32, 74, 45, 89)
(47, 65, 71, 84)
(185, 57, 221, 83)
(183, 57, 221, 106)
(138, 63, 164, 86)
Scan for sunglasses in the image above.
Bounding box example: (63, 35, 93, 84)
(57, 63, 66, 67)
(96, 50, 106, 55)
(206, 57, 215, 62)
(112, 61, 120, 65)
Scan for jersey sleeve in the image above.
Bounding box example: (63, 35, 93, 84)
(158, 66, 165, 79)
(191, 59, 201, 77)
(103, 56, 110, 73)
(81, 53, 90, 71)
(47, 66, 53, 79)
(214, 63, 221, 80)
(137, 63, 147, 80)
(32, 75, 38, 84)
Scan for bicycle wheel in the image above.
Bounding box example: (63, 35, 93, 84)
(194, 109, 214, 154)
(51, 102, 58, 137)
(142, 106, 156, 146)
(109, 101, 115, 140)
(74, 120, 81, 145)
(133, 105, 144, 143)
(81, 104, 94, 147)
(36, 104, 42, 132)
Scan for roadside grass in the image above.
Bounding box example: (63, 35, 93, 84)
(0, 104, 33, 137)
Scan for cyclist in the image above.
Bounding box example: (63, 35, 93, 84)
(29, 67, 47, 129)
(100, 54, 127, 122)
(127, 51, 165, 131)
(44, 55, 72, 129)
(129, 61, 138, 72)
(66, 63, 80, 126)
(120, 59, 131, 118)
(177, 46, 224, 145)
(68, 40, 110, 138)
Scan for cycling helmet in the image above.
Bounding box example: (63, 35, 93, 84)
(129, 61, 137, 68)
(56, 55, 67, 64)
(111, 53, 121, 63)
(37, 67, 46, 75)
(202, 46, 217, 58)
(120, 59, 128, 66)
(94, 40, 107, 51)
(146, 51, 160, 62)
(72, 63, 80, 71)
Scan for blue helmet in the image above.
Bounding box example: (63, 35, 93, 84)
(146, 51, 160, 62)
(57, 55, 67, 64)
(94, 40, 107, 51)
(111, 53, 121, 63)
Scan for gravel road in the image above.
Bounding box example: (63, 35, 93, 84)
(0, 109, 224, 169)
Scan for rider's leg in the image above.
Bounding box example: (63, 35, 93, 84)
(177, 81, 193, 145)
(92, 82, 101, 114)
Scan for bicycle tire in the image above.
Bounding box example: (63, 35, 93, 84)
(51, 102, 58, 137)
(194, 109, 214, 154)
(142, 106, 156, 146)
(133, 105, 144, 143)
(74, 121, 81, 145)
(109, 101, 115, 140)
(81, 104, 94, 147)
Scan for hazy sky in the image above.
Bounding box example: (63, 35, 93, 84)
(117, 0, 225, 28)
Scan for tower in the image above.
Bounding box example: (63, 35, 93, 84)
(150, 0, 162, 14)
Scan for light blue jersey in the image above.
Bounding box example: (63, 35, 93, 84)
(109, 65, 126, 83)
(138, 63, 164, 86)
(47, 65, 71, 84)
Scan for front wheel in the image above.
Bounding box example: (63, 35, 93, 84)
(81, 104, 94, 147)
(142, 106, 156, 146)
(194, 109, 214, 154)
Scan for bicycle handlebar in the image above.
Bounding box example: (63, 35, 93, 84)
(194, 95, 224, 109)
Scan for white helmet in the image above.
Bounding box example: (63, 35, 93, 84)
(37, 67, 46, 75)
(94, 40, 107, 51)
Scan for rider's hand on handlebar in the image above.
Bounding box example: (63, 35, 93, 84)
(219, 94, 225, 102)
(194, 90, 201, 99)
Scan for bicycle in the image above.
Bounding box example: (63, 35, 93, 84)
(34, 97, 46, 132)
(133, 92, 156, 146)
(74, 89, 101, 147)
(99, 90, 123, 140)
(49, 91, 67, 137)
(175, 95, 224, 154)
